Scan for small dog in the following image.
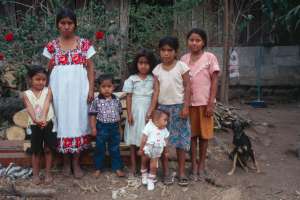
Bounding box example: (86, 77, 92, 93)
(227, 120, 260, 175)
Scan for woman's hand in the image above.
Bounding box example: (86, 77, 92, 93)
(128, 113, 134, 126)
(180, 106, 189, 119)
(87, 89, 94, 103)
(205, 101, 215, 117)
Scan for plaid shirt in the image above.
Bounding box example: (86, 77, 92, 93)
(89, 94, 122, 123)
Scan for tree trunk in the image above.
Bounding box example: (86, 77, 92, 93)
(220, 0, 230, 104)
(119, 0, 129, 82)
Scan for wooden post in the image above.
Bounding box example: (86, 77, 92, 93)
(220, 0, 230, 104)
(119, 0, 129, 82)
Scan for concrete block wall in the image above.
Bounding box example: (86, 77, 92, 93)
(207, 46, 300, 86)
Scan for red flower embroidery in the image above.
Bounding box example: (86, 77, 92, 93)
(59, 54, 68, 65)
(46, 42, 55, 53)
(0, 53, 4, 60)
(83, 136, 89, 144)
(72, 53, 81, 64)
(81, 40, 91, 51)
(64, 138, 72, 148)
(95, 31, 105, 40)
(75, 137, 81, 147)
(4, 32, 13, 42)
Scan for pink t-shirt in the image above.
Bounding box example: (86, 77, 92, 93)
(181, 52, 220, 106)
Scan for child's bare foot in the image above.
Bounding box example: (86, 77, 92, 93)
(73, 165, 84, 179)
(62, 165, 72, 177)
(32, 175, 41, 185)
(94, 170, 101, 178)
(116, 170, 125, 177)
(45, 173, 53, 185)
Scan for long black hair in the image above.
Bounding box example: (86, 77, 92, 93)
(129, 48, 157, 75)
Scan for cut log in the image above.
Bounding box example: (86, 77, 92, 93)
(0, 183, 56, 198)
(5, 126, 25, 141)
(13, 109, 28, 128)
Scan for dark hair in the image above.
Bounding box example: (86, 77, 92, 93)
(158, 36, 179, 51)
(152, 109, 170, 120)
(186, 28, 207, 48)
(27, 65, 48, 79)
(56, 8, 77, 29)
(97, 74, 114, 85)
(130, 48, 157, 75)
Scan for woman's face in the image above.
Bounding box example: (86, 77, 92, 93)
(187, 33, 205, 53)
(57, 17, 76, 38)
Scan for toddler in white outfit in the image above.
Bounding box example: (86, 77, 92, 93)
(138, 110, 169, 190)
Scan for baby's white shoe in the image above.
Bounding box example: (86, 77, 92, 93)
(147, 178, 155, 190)
(147, 174, 156, 191)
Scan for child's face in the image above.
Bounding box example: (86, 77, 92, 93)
(30, 73, 47, 91)
(154, 114, 168, 129)
(187, 33, 205, 53)
(137, 56, 150, 75)
(99, 80, 114, 98)
(160, 45, 176, 65)
(58, 17, 76, 38)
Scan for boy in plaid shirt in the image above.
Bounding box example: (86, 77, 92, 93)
(89, 74, 125, 177)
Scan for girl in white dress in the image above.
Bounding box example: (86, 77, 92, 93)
(122, 49, 157, 176)
(42, 8, 96, 178)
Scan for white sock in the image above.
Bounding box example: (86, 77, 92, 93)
(141, 169, 148, 185)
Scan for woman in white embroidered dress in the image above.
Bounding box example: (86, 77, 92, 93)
(42, 8, 95, 178)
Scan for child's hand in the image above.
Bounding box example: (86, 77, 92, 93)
(180, 106, 189, 118)
(205, 102, 215, 117)
(91, 128, 97, 137)
(138, 149, 144, 156)
(128, 113, 134, 125)
(145, 111, 151, 123)
(87, 89, 94, 103)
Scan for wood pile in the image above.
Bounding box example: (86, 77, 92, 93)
(214, 102, 251, 130)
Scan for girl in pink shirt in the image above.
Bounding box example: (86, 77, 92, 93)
(181, 28, 220, 181)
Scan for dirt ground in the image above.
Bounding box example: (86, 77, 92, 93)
(1, 103, 300, 200)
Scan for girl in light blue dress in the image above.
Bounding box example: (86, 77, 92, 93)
(122, 49, 157, 176)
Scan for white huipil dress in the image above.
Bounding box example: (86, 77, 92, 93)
(43, 38, 96, 153)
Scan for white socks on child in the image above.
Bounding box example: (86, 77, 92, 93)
(141, 169, 156, 190)
(141, 172, 148, 185)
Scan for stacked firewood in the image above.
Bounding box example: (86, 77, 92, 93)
(214, 102, 251, 130)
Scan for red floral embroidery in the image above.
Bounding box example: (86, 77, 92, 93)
(75, 137, 81, 147)
(83, 136, 89, 144)
(72, 53, 81, 64)
(63, 138, 72, 147)
(46, 42, 55, 53)
(59, 54, 68, 65)
(95, 31, 105, 40)
(81, 40, 91, 51)
(49, 58, 55, 67)
(4, 32, 13, 42)
(0, 53, 4, 60)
